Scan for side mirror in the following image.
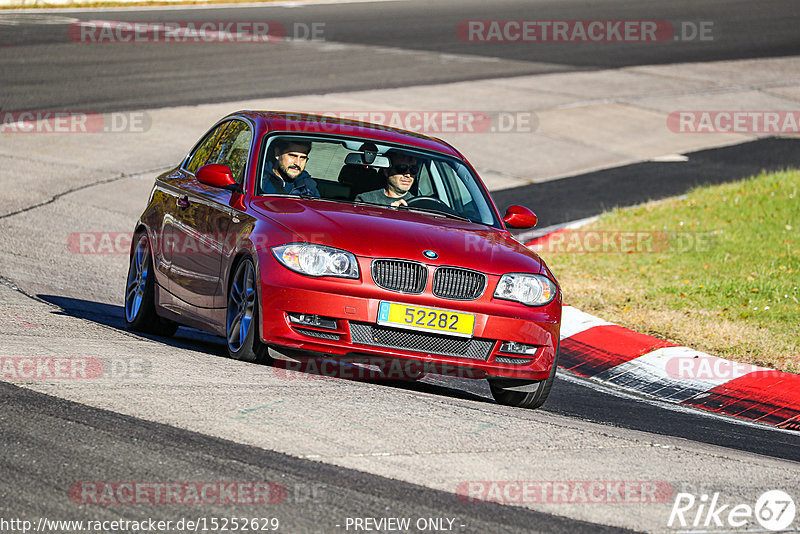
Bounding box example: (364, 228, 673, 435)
(197, 164, 238, 191)
(503, 205, 538, 229)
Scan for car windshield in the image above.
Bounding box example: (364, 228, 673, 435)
(257, 135, 501, 227)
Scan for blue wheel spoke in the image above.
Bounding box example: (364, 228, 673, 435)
(227, 260, 257, 353)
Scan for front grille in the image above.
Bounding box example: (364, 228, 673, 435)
(349, 322, 493, 361)
(432, 267, 486, 300)
(371, 259, 427, 293)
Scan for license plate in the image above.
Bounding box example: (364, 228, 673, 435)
(377, 301, 475, 338)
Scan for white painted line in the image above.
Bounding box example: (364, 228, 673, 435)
(559, 305, 613, 339)
(650, 154, 689, 162)
(0, 13, 78, 23)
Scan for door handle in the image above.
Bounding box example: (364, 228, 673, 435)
(176, 196, 190, 209)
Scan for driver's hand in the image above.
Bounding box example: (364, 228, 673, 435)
(390, 199, 408, 207)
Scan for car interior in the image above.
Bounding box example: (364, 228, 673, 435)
(260, 137, 423, 201)
(257, 135, 498, 227)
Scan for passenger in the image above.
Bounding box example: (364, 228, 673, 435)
(354, 152, 417, 207)
(262, 139, 319, 196)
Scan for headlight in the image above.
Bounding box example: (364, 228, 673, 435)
(271, 243, 359, 279)
(494, 273, 557, 306)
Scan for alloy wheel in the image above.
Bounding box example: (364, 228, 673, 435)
(227, 260, 256, 352)
(125, 235, 149, 323)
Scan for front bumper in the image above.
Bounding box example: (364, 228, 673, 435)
(257, 254, 562, 381)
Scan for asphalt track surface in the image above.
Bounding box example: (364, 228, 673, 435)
(0, 381, 625, 534)
(494, 137, 800, 227)
(31, 294, 800, 465)
(2, 1, 800, 532)
(0, 0, 799, 113)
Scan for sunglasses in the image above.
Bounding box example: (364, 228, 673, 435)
(393, 163, 419, 176)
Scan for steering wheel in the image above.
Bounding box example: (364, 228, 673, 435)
(405, 196, 456, 214)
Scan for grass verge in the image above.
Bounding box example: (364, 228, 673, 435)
(542, 168, 799, 373)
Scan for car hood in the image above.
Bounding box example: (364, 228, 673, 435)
(249, 198, 543, 275)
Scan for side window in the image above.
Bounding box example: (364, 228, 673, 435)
(185, 122, 229, 174)
(303, 142, 347, 180)
(207, 121, 252, 184)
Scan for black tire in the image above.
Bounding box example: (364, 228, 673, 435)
(488, 342, 559, 410)
(226, 257, 270, 363)
(124, 232, 179, 336)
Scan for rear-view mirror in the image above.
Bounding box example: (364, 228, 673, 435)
(345, 152, 390, 168)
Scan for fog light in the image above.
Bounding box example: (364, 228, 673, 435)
(288, 313, 338, 330)
(499, 341, 539, 355)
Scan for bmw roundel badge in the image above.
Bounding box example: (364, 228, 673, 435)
(423, 250, 439, 259)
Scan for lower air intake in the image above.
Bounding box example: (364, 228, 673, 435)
(349, 322, 493, 361)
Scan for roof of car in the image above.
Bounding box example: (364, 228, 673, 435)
(233, 111, 464, 158)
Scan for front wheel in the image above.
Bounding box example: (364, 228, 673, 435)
(226, 257, 270, 363)
(488, 343, 558, 409)
(124, 232, 178, 336)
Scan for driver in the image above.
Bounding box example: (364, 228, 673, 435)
(262, 139, 319, 196)
(354, 151, 417, 207)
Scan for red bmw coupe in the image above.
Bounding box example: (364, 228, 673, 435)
(125, 111, 562, 409)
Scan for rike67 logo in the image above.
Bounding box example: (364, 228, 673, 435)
(669, 490, 796, 531)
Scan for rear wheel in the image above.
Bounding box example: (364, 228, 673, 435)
(226, 257, 270, 363)
(488, 343, 558, 410)
(124, 232, 178, 336)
